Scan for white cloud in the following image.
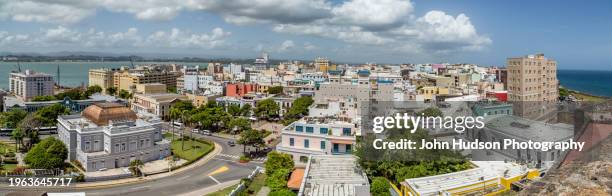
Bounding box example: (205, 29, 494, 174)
(0, 0, 491, 55)
(331, 0, 413, 29)
(278, 40, 295, 52)
(304, 42, 317, 50)
(145, 27, 231, 48)
(0, 26, 230, 50)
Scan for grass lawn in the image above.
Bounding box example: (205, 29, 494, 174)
(164, 132, 214, 161)
(1, 163, 17, 172)
(243, 173, 267, 195)
(0, 142, 16, 154)
(205, 184, 238, 196)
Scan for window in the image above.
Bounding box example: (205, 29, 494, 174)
(115, 144, 120, 152)
(121, 143, 126, 151)
(306, 127, 314, 133)
(289, 138, 294, 146)
(304, 139, 310, 148)
(346, 144, 352, 152)
(320, 128, 328, 134)
(320, 141, 326, 149)
(342, 128, 351, 136)
(84, 141, 90, 151)
(295, 126, 303, 132)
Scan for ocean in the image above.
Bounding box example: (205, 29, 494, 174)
(558, 69, 612, 97)
(0, 62, 610, 98)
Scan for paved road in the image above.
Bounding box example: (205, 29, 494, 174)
(1, 123, 264, 196)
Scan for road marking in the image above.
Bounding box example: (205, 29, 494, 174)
(208, 165, 229, 176)
(208, 175, 221, 184)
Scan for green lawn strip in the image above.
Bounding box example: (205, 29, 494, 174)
(170, 138, 213, 161)
(242, 173, 267, 195)
(205, 184, 239, 196)
(1, 163, 17, 172)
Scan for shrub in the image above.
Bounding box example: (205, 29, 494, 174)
(269, 189, 296, 196)
(370, 177, 391, 196)
(24, 137, 67, 169)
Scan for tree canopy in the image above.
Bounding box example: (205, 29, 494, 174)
(264, 151, 294, 176)
(106, 86, 118, 96)
(237, 129, 265, 153)
(254, 99, 279, 119)
(34, 103, 70, 126)
(0, 109, 27, 128)
(24, 137, 68, 169)
(419, 107, 443, 117)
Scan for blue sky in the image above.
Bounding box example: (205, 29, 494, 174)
(0, 0, 611, 70)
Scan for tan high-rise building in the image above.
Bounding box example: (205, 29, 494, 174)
(88, 68, 116, 94)
(507, 53, 558, 120)
(314, 57, 330, 72)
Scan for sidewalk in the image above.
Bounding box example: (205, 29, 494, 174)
(73, 142, 222, 189)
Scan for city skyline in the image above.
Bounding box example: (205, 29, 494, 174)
(1, 0, 612, 70)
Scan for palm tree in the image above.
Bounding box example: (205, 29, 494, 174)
(129, 159, 145, 177)
(11, 128, 24, 151)
(180, 110, 192, 151)
(169, 107, 182, 142)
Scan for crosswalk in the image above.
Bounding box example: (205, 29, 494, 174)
(216, 154, 267, 163)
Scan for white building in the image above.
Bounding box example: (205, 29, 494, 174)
(9, 69, 54, 101)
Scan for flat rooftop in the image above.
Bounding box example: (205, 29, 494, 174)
(301, 155, 369, 196)
(403, 161, 529, 195)
(484, 115, 573, 142)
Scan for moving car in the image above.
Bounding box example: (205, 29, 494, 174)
(227, 141, 236, 147)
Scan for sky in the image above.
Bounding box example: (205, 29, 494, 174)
(0, 0, 611, 70)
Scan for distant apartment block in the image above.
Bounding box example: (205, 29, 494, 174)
(57, 103, 169, 171)
(113, 70, 179, 93)
(9, 69, 54, 101)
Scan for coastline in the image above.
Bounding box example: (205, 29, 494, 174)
(559, 86, 609, 102)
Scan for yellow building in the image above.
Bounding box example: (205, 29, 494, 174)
(88, 68, 115, 94)
(114, 71, 179, 93)
(131, 93, 189, 119)
(400, 161, 540, 196)
(315, 57, 330, 72)
(418, 86, 450, 101)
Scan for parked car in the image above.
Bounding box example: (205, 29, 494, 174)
(192, 128, 199, 133)
(201, 129, 212, 136)
(227, 141, 236, 147)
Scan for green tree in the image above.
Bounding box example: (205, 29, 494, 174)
(167, 86, 178, 93)
(370, 177, 391, 196)
(240, 104, 252, 116)
(106, 86, 118, 96)
(32, 95, 57, 101)
(265, 168, 290, 190)
(118, 89, 132, 99)
(24, 137, 67, 169)
(267, 86, 283, 94)
(129, 159, 145, 177)
(284, 96, 314, 124)
(11, 128, 25, 151)
(264, 151, 294, 176)
(19, 114, 44, 150)
(85, 85, 103, 96)
(227, 104, 241, 116)
(419, 107, 443, 117)
(237, 129, 265, 153)
(254, 99, 279, 120)
(34, 103, 70, 126)
(0, 109, 27, 128)
(228, 118, 251, 134)
(56, 88, 87, 100)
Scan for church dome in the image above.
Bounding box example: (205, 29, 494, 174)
(82, 102, 137, 126)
